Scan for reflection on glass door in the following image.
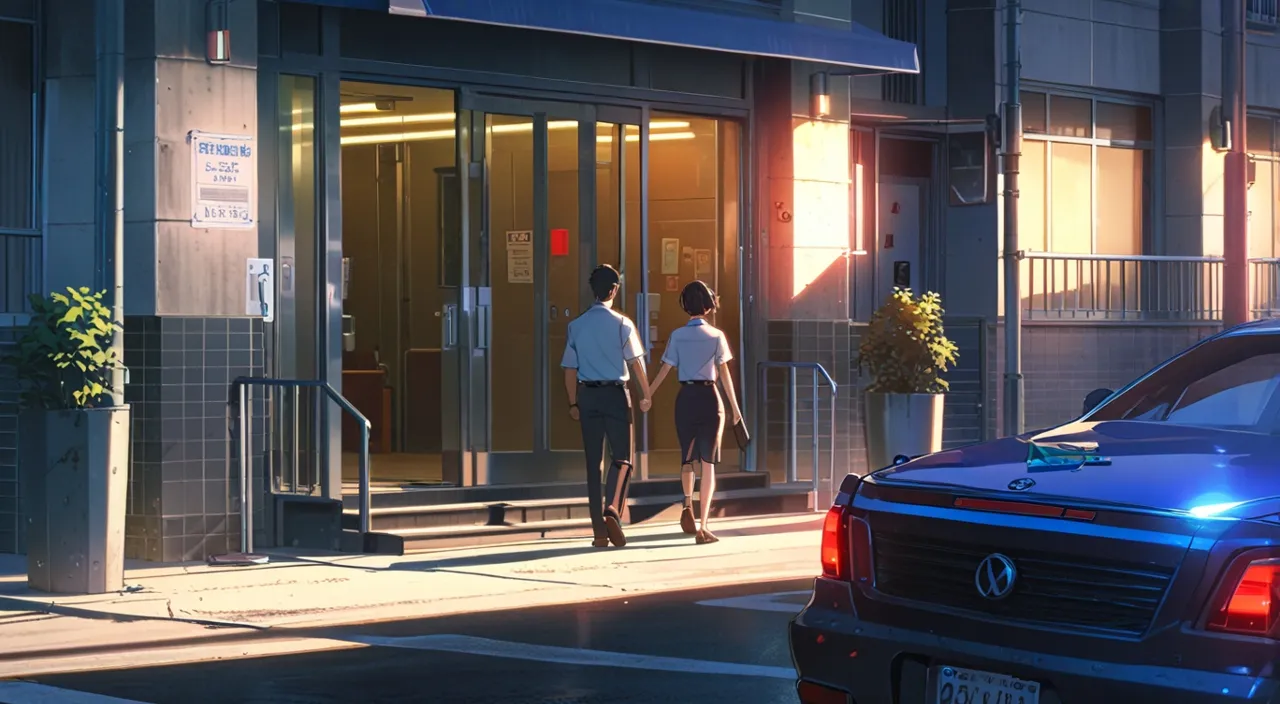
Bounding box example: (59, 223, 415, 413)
(471, 101, 640, 483)
(336, 81, 460, 487)
(486, 114, 538, 454)
(638, 114, 744, 477)
(546, 120, 581, 452)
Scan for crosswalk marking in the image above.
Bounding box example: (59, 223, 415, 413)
(695, 590, 811, 613)
(0, 682, 152, 704)
(347, 634, 796, 680)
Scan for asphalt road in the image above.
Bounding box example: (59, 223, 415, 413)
(4, 578, 813, 704)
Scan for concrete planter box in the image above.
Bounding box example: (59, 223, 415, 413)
(19, 406, 130, 594)
(863, 392, 944, 471)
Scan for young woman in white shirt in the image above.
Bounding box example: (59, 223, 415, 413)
(648, 280, 743, 544)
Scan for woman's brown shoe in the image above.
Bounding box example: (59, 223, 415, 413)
(695, 529, 719, 545)
(680, 503, 697, 535)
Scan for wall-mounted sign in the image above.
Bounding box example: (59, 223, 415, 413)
(661, 238, 680, 275)
(190, 131, 256, 229)
(694, 249, 712, 275)
(506, 230, 533, 284)
(246, 258, 275, 322)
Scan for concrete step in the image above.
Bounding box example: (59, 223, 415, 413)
(339, 472, 773, 530)
(342, 471, 771, 511)
(387, 488, 815, 552)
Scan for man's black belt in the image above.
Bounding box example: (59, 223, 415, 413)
(681, 380, 715, 386)
(579, 381, 625, 387)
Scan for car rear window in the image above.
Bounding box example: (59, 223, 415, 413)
(1091, 334, 1280, 432)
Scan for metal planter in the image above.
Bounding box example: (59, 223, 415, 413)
(863, 392, 944, 471)
(19, 406, 130, 594)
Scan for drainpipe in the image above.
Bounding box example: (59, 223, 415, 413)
(1222, 0, 1249, 328)
(1001, 0, 1024, 436)
(95, 0, 126, 404)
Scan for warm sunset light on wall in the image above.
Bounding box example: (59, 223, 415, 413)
(790, 119, 851, 298)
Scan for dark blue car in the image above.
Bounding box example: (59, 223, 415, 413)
(790, 321, 1280, 704)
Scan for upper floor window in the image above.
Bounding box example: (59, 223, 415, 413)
(1018, 91, 1154, 256)
(0, 7, 39, 316)
(0, 12, 35, 232)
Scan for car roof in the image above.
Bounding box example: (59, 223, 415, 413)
(1219, 318, 1280, 337)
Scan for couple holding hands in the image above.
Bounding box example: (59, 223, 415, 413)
(561, 264, 745, 549)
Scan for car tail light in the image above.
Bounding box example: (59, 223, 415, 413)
(1206, 553, 1280, 637)
(820, 504, 873, 582)
(820, 506, 847, 579)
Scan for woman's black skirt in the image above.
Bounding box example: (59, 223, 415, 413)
(675, 382, 724, 465)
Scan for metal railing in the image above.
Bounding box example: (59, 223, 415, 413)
(1018, 253, 1280, 322)
(1020, 252, 1223, 321)
(1251, 258, 1280, 318)
(758, 361, 838, 510)
(229, 378, 373, 549)
(1248, 0, 1278, 27)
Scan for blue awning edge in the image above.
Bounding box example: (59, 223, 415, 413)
(387, 0, 919, 74)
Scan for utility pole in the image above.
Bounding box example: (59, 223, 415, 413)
(1222, 0, 1249, 328)
(1001, 0, 1024, 437)
(95, 0, 126, 404)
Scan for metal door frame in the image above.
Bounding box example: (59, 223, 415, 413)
(460, 91, 647, 483)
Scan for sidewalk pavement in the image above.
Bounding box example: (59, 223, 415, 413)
(0, 513, 822, 677)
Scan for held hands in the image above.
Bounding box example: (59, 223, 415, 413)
(639, 397, 652, 413)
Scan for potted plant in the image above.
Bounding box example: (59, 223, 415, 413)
(857, 288, 959, 470)
(6, 287, 129, 594)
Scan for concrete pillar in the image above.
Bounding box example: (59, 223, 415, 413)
(111, 0, 264, 562)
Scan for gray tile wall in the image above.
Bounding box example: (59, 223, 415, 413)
(760, 316, 993, 484)
(122, 316, 265, 562)
(0, 328, 19, 553)
(993, 322, 1219, 433)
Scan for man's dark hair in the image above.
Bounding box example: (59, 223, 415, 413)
(680, 280, 719, 317)
(589, 264, 622, 302)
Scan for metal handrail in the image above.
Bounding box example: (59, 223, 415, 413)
(758, 361, 838, 511)
(230, 377, 373, 549)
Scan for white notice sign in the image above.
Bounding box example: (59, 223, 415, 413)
(506, 230, 533, 284)
(246, 258, 275, 323)
(190, 131, 256, 229)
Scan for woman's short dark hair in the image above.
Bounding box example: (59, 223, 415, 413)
(680, 280, 719, 317)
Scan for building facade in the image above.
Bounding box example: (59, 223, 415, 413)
(1, 0, 1279, 560)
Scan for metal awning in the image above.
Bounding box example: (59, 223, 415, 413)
(386, 0, 919, 73)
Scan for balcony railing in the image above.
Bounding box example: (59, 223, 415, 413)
(1019, 252, 1280, 322)
(1248, 0, 1279, 28)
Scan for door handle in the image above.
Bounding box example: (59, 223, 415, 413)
(442, 304, 458, 349)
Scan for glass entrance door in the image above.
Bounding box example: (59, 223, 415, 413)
(464, 95, 642, 484)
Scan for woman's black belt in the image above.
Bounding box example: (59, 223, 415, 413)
(579, 381, 625, 387)
(680, 380, 715, 386)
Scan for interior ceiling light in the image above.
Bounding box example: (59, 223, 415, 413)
(339, 118, 695, 144)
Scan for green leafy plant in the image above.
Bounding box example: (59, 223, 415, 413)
(857, 288, 959, 394)
(5, 287, 121, 410)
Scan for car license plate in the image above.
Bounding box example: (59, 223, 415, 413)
(933, 665, 1041, 704)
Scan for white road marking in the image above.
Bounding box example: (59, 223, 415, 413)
(696, 590, 811, 613)
(0, 682, 152, 704)
(347, 634, 795, 680)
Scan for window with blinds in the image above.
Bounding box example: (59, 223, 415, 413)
(882, 0, 920, 104)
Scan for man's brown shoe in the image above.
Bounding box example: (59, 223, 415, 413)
(592, 537, 610, 548)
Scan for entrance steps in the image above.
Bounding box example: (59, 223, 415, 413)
(338, 471, 812, 553)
